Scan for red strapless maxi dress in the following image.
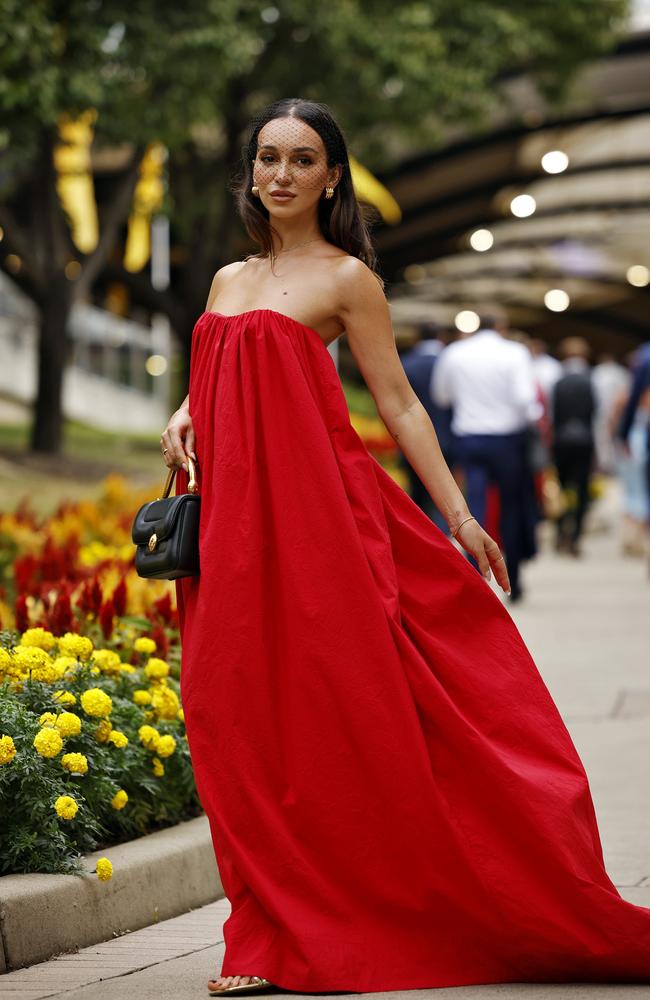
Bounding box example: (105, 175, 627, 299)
(175, 309, 650, 993)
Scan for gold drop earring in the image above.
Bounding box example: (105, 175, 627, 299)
(324, 185, 334, 199)
(251, 185, 259, 196)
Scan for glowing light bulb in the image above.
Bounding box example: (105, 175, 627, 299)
(544, 289, 570, 312)
(145, 354, 168, 376)
(454, 310, 480, 333)
(469, 229, 494, 252)
(541, 150, 569, 174)
(626, 264, 650, 288)
(510, 194, 537, 218)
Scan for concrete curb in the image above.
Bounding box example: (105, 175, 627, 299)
(0, 814, 223, 973)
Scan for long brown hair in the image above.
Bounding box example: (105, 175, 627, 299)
(231, 98, 383, 286)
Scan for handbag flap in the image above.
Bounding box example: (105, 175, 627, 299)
(132, 494, 199, 545)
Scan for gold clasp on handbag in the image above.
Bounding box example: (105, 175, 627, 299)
(148, 532, 158, 552)
(158, 455, 198, 500)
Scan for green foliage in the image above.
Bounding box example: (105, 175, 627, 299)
(0, 0, 630, 184)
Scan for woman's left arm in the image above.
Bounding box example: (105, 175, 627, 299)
(336, 258, 511, 594)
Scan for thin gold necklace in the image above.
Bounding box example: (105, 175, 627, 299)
(269, 237, 325, 273)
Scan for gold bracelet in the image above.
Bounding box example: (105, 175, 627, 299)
(451, 515, 475, 539)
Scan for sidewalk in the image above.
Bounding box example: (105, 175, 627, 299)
(2, 477, 649, 1000)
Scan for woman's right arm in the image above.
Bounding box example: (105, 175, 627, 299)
(160, 394, 194, 471)
(161, 262, 246, 469)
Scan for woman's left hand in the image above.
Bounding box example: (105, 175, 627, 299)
(453, 518, 511, 594)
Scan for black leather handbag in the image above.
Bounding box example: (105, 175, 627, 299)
(132, 457, 200, 579)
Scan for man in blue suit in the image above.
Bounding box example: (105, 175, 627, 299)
(616, 341, 650, 518)
(399, 321, 455, 534)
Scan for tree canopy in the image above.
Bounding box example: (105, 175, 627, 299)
(0, 0, 630, 452)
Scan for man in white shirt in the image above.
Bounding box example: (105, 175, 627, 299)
(432, 311, 543, 602)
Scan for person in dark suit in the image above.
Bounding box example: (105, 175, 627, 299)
(399, 321, 455, 534)
(550, 337, 597, 557)
(616, 342, 650, 521)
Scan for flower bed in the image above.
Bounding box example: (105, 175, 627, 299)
(0, 627, 201, 878)
(0, 442, 404, 880)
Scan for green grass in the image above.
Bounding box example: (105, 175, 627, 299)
(0, 419, 165, 517)
(0, 380, 378, 516)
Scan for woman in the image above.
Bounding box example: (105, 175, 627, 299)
(162, 99, 650, 996)
(610, 360, 650, 557)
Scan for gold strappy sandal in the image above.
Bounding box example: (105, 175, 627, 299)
(207, 975, 276, 996)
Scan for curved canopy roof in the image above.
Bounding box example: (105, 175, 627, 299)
(375, 33, 650, 356)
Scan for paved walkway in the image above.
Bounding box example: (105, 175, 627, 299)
(3, 478, 650, 999)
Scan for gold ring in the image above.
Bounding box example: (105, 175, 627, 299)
(163, 448, 168, 453)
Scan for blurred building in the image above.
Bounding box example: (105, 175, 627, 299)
(0, 274, 172, 432)
(379, 4, 650, 358)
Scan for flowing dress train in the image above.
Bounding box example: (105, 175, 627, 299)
(176, 308, 650, 992)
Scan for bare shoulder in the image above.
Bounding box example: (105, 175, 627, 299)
(335, 254, 385, 294)
(205, 260, 248, 310)
(334, 254, 387, 321)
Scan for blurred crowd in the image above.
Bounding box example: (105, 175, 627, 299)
(398, 311, 650, 602)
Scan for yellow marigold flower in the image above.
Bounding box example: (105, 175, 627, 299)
(33, 727, 63, 758)
(20, 627, 56, 651)
(55, 656, 81, 678)
(92, 649, 121, 674)
(111, 789, 128, 810)
(32, 661, 59, 684)
(119, 662, 136, 673)
(52, 690, 77, 706)
(144, 657, 170, 680)
(58, 633, 94, 661)
(95, 857, 113, 881)
(0, 734, 17, 765)
(133, 690, 152, 706)
(55, 712, 82, 738)
(95, 719, 113, 743)
(80, 687, 112, 718)
(54, 795, 78, 820)
(151, 756, 165, 777)
(155, 734, 176, 758)
(177, 708, 185, 723)
(12, 645, 55, 681)
(61, 752, 88, 774)
(13, 646, 49, 668)
(138, 724, 160, 750)
(39, 711, 58, 727)
(147, 677, 168, 690)
(151, 686, 180, 720)
(3, 656, 22, 680)
(108, 730, 128, 748)
(134, 637, 156, 654)
(0, 649, 11, 673)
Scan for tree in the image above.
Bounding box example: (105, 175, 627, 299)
(0, 0, 629, 453)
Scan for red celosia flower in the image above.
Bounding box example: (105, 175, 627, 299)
(15, 593, 29, 632)
(51, 587, 74, 635)
(91, 578, 103, 615)
(99, 597, 115, 639)
(149, 620, 169, 659)
(153, 591, 174, 625)
(112, 577, 127, 617)
(13, 554, 38, 595)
